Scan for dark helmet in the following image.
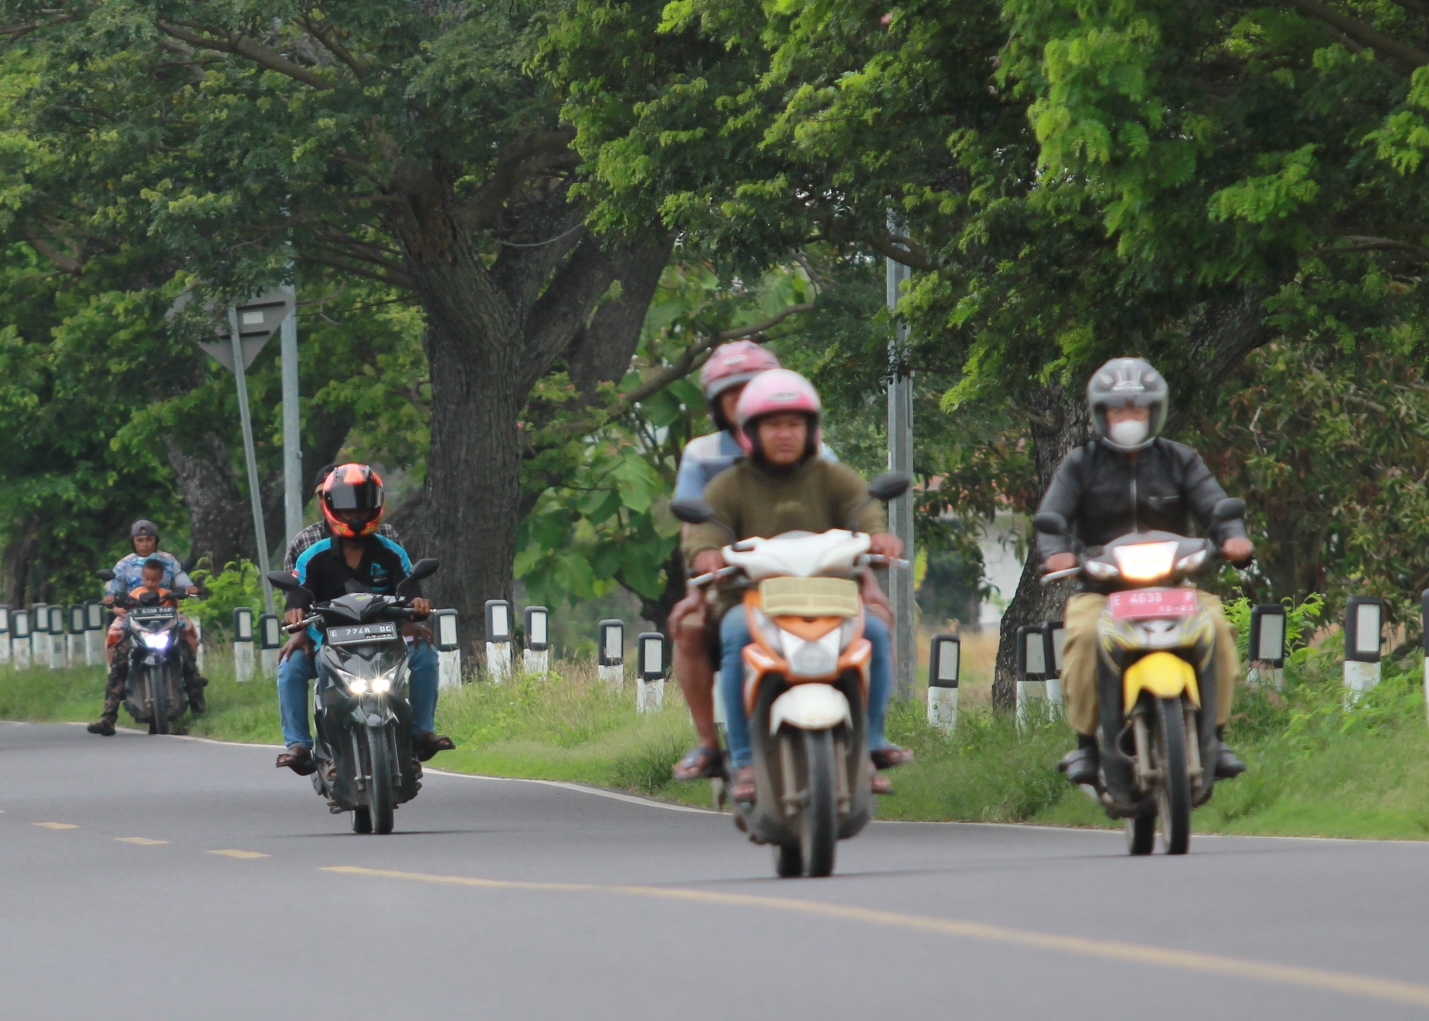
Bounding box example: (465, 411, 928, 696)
(130, 519, 160, 544)
(321, 463, 385, 538)
(1087, 357, 1168, 452)
(312, 462, 337, 492)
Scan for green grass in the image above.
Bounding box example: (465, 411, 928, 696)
(6, 645, 1429, 839)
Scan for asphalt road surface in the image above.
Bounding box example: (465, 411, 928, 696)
(4, 721, 1428, 1020)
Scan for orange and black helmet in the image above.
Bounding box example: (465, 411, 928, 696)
(321, 463, 385, 538)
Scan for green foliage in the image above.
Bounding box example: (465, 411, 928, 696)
(187, 559, 264, 639)
(1223, 592, 1325, 663)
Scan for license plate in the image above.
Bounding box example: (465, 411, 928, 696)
(1108, 589, 1197, 620)
(327, 622, 398, 646)
(130, 607, 176, 621)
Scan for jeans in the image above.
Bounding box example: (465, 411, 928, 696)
(277, 640, 439, 749)
(719, 606, 892, 769)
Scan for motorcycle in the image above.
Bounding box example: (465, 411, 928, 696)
(671, 472, 909, 878)
(95, 568, 201, 736)
(1035, 498, 1244, 855)
(265, 559, 438, 835)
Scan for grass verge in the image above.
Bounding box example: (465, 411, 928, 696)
(4, 646, 1429, 838)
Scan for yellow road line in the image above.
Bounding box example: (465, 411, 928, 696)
(323, 865, 1429, 1010)
(207, 849, 269, 859)
(116, 837, 169, 845)
(32, 822, 77, 829)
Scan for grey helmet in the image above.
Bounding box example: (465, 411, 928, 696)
(130, 519, 159, 543)
(1087, 357, 1168, 452)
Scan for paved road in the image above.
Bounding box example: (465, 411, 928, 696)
(3, 721, 1428, 1020)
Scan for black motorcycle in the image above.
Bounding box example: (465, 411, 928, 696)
(266, 560, 438, 835)
(95, 569, 199, 736)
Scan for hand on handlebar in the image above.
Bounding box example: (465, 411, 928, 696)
(692, 550, 726, 576)
(409, 597, 432, 618)
(1222, 537, 1253, 563)
(867, 532, 903, 559)
(283, 608, 306, 628)
(1044, 552, 1078, 574)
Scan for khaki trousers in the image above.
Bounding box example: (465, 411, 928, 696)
(1061, 590, 1237, 737)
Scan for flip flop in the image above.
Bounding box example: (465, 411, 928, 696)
(730, 765, 757, 803)
(871, 772, 893, 795)
(871, 745, 915, 770)
(672, 746, 722, 781)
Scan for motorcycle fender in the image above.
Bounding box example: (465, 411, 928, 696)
(768, 685, 850, 734)
(1124, 652, 1199, 708)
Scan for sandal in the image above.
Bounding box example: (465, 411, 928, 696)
(871, 744, 915, 770)
(672, 746, 722, 781)
(871, 772, 893, 795)
(276, 745, 317, 776)
(730, 765, 757, 803)
(414, 731, 456, 762)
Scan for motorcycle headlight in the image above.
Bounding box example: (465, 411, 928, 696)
(1175, 548, 1209, 573)
(369, 675, 391, 694)
(785, 630, 842, 678)
(1112, 541, 1179, 582)
(331, 665, 367, 694)
(141, 632, 171, 651)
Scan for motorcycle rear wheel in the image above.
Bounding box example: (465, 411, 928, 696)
(1153, 697, 1192, 855)
(800, 728, 838, 878)
(366, 726, 396, 835)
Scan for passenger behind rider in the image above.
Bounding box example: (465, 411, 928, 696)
(87, 520, 206, 736)
(681, 370, 912, 802)
(1038, 358, 1251, 785)
(274, 463, 453, 775)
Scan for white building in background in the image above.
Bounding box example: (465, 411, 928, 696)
(977, 511, 1026, 630)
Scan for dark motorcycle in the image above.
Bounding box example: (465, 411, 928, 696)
(95, 569, 200, 736)
(266, 560, 438, 835)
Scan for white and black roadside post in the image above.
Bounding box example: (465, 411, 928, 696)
(233, 607, 255, 683)
(0, 606, 10, 667)
(47, 606, 65, 669)
(927, 634, 960, 732)
(598, 619, 624, 688)
(1249, 604, 1287, 690)
(1343, 595, 1383, 703)
(31, 603, 48, 667)
(84, 601, 103, 667)
(523, 606, 550, 676)
(484, 600, 513, 684)
(258, 613, 282, 677)
(1016, 624, 1047, 726)
(67, 605, 85, 668)
(434, 610, 462, 690)
(636, 632, 667, 713)
(12, 610, 31, 670)
(1042, 619, 1067, 712)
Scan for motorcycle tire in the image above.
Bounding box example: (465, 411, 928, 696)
(1154, 697, 1192, 855)
(351, 807, 373, 834)
(774, 842, 803, 878)
(1125, 814, 1155, 856)
(800, 728, 838, 878)
(150, 670, 169, 736)
(366, 726, 396, 835)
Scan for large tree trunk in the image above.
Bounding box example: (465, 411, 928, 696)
(166, 433, 252, 569)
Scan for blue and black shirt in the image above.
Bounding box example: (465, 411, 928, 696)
(286, 534, 419, 611)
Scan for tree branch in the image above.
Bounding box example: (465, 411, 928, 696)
(862, 230, 937, 271)
(1283, 0, 1429, 67)
(156, 21, 338, 90)
(453, 129, 579, 233)
(298, 252, 415, 290)
(298, 14, 366, 79)
(24, 232, 84, 274)
(1316, 235, 1429, 259)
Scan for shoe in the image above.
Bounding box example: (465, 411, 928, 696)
(188, 685, 207, 714)
(87, 718, 116, 737)
(276, 744, 317, 775)
(1057, 745, 1099, 786)
(870, 744, 915, 770)
(1214, 742, 1246, 779)
(413, 731, 456, 762)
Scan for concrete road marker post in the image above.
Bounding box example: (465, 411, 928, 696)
(11, 609, 31, 670)
(66, 605, 85, 668)
(0, 606, 10, 667)
(233, 607, 255, 683)
(927, 634, 959, 732)
(1343, 595, 1383, 703)
(484, 600, 512, 684)
(598, 619, 624, 688)
(1042, 620, 1066, 712)
(258, 613, 281, 678)
(1015, 624, 1046, 727)
(47, 606, 65, 669)
(434, 610, 461, 690)
(84, 601, 103, 667)
(31, 603, 48, 667)
(523, 606, 550, 676)
(636, 632, 667, 713)
(1249, 604, 1287, 690)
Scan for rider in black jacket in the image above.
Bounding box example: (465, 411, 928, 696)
(1037, 358, 1251, 785)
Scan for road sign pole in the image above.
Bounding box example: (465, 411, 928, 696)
(228, 306, 276, 615)
(885, 215, 916, 701)
(280, 282, 302, 546)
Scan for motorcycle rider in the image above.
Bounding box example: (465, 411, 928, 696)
(274, 463, 453, 775)
(1037, 358, 1251, 786)
(87, 521, 205, 736)
(284, 462, 402, 571)
(682, 369, 911, 801)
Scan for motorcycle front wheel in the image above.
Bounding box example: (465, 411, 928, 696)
(800, 728, 838, 878)
(149, 667, 169, 736)
(365, 726, 396, 835)
(1153, 697, 1192, 855)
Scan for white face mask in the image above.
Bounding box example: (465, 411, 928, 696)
(1108, 418, 1149, 448)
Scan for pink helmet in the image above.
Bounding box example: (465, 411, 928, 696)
(734, 368, 822, 456)
(699, 341, 781, 428)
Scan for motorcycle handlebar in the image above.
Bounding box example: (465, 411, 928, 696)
(282, 601, 427, 634)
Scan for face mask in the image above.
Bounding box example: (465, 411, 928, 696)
(1108, 419, 1149, 448)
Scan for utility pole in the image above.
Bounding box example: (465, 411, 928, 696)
(280, 281, 303, 545)
(886, 225, 916, 701)
(227, 306, 277, 616)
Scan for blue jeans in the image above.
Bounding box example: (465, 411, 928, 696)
(719, 606, 892, 769)
(277, 640, 439, 749)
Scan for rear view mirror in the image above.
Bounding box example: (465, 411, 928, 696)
(1033, 512, 1067, 536)
(96, 569, 116, 582)
(265, 571, 303, 593)
(868, 472, 912, 503)
(180, 554, 197, 573)
(1212, 498, 1245, 523)
(407, 558, 440, 582)
(670, 498, 715, 525)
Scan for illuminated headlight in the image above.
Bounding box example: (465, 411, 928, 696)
(1112, 541, 1179, 582)
(141, 633, 171, 651)
(786, 630, 842, 678)
(1175, 548, 1209, 573)
(369, 675, 392, 694)
(338, 670, 368, 694)
(1084, 560, 1119, 581)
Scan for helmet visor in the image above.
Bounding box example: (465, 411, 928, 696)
(326, 481, 383, 512)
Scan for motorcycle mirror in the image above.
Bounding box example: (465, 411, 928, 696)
(264, 571, 303, 593)
(1212, 498, 1245, 522)
(868, 471, 912, 503)
(408, 558, 440, 582)
(1033, 512, 1067, 536)
(180, 554, 197, 572)
(669, 498, 715, 525)
(96, 569, 116, 582)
